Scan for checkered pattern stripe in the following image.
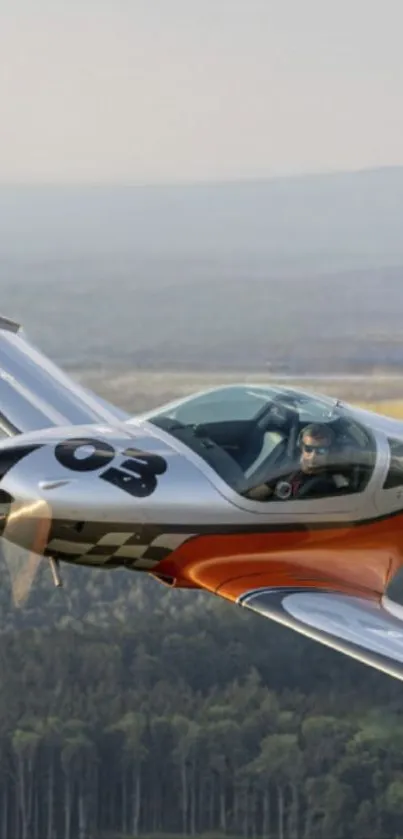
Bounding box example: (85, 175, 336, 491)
(44, 524, 195, 570)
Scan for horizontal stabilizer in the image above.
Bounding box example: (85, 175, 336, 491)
(239, 587, 403, 681)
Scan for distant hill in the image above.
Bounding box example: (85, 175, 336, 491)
(2, 166, 403, 268)
(1, 166, 403, 373)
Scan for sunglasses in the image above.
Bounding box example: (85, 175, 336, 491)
(302, 443, 329, 455)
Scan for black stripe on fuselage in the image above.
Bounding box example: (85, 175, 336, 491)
(2, 505, 403, 563)
(47, 506, 403, 539)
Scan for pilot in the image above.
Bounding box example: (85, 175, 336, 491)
(246, 422, 349, 501)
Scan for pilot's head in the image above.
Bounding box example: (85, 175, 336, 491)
(299, 423, 334, 474)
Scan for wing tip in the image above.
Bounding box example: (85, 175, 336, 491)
(0, 315, 21, 334)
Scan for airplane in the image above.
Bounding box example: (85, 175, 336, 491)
(2, 313, 403, 682)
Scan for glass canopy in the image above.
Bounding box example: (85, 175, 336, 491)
(144, 385, 376, 502)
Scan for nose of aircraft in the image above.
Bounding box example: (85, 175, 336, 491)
(0, 423, 173, 605)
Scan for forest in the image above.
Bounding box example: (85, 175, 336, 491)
(1, 560, 403, 839)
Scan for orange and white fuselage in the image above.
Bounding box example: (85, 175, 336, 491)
(1, 313, 403, 681)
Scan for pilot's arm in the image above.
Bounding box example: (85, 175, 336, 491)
(245, 471, 350, 501)
(244, 471, 294, 501)
(245, 482, 275, 501)
(295, 471, 350, 498)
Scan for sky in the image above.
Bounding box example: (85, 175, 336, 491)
(1, 0, 403, 184)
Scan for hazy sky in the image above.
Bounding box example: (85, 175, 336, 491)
(1, 0, 403, 184)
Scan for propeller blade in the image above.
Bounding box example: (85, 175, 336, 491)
(2, 499, 52, 606)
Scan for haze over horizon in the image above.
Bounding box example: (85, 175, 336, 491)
(2, 0, 403, 184)
(1, 162, 402, 189)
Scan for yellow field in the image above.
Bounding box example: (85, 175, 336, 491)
(76, 368, 403, 418)
(357, 400, 403, 419)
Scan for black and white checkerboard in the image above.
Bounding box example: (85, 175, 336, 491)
(45, 522, 195, 570)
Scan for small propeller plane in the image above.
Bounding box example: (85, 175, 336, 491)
(2, 314, 403, 681)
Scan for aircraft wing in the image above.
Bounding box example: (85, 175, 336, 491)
(0, 314, 130, 605)
(239, 587, 403, 681)
(0, 315, 128, 435)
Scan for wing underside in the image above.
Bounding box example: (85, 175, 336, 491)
(0, 314, 128, 436)
(239, 587, 403, 681)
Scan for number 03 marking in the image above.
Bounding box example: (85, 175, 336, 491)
(54, 438, 167, 498)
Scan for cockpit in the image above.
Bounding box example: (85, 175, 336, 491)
(143, 385, 377, 502)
